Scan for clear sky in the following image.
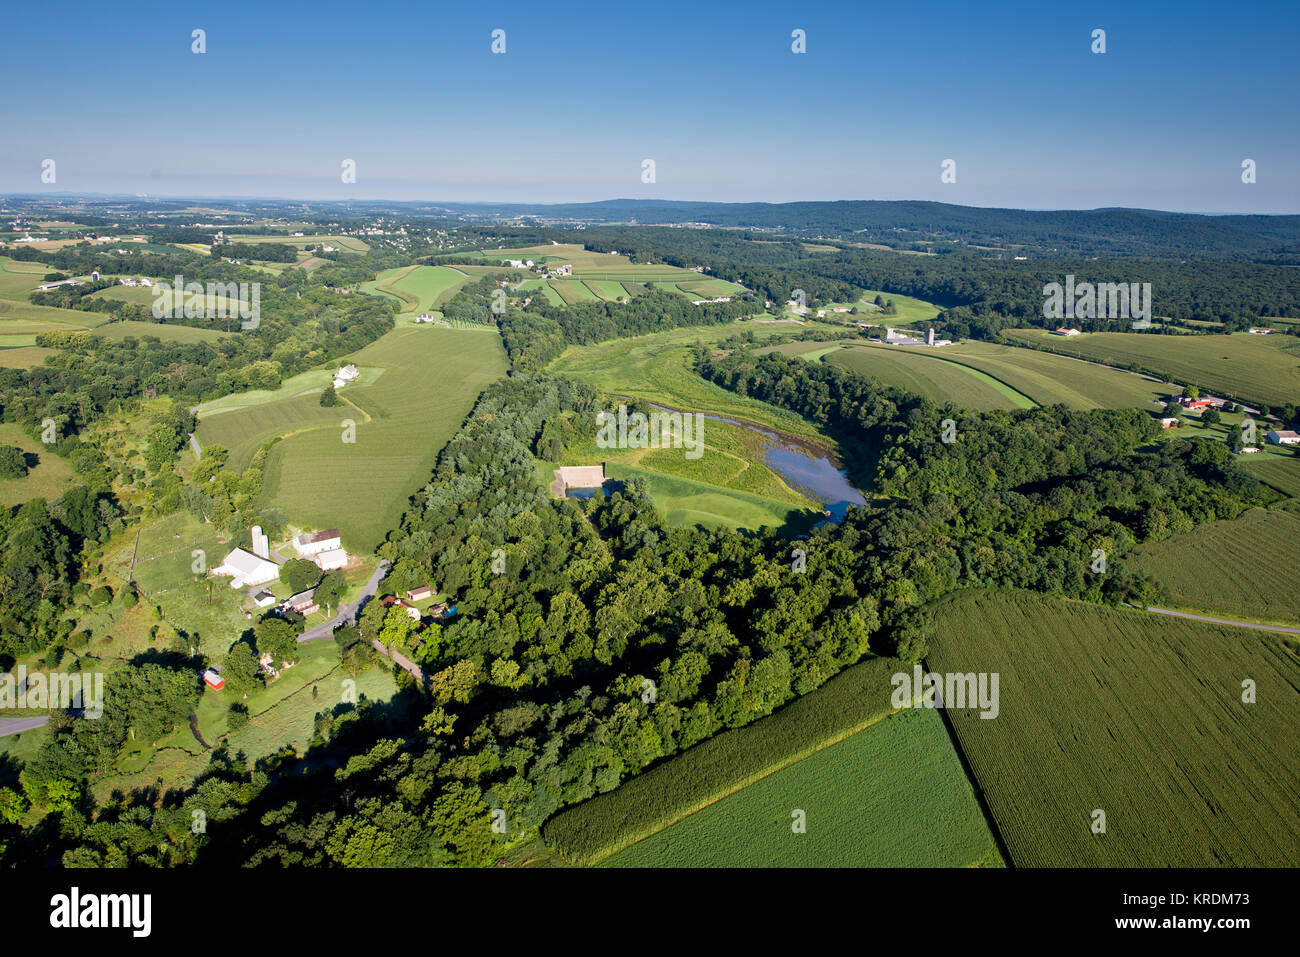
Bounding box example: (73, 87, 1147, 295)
(2, 0, 1297, 212)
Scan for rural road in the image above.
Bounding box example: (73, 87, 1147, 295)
(370, 639, 428, 686)
(1137, 605, 1300, 635)
(298, 559, 391, 642)
(0, 715, 50, 738)
(188, 432, 202, 459)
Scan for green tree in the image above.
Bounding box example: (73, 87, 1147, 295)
(221, 641, 261, 697)
(0, 446, 28, 479)
(255, 617, 299, 667)
(279, 559, 320, 594)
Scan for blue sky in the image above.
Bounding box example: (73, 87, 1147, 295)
(1, 0, 1297, 212)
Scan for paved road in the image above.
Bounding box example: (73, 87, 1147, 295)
(1137, 604, 1300, 635)
(0, 715, 50, 738)
(298, 559, 391, 642)
(188, 432, 202, 459)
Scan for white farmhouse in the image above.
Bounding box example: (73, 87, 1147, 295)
(332, 364, 359, 389)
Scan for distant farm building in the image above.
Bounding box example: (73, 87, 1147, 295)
(212, 548, 280, 589)
(1266, 430, 1300, 445)
(332, 364, 359, 389)
(1160, 417, 1181, 429)
(294, 529, 341, 558)
(251, 590, 277, 608)
(1052, 327, 1082, 337)
(202, 668, 225, 690)
(406, 586, 434, 602)
(550, 464, 609, 497)
(1179, 397, 1216, 410)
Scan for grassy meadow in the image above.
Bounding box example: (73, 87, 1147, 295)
(0, 422, 75, 507)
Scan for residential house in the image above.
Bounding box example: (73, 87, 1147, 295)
(251, 590, 277, 608)
(332, 364, 360, 389)
(406, 586, 434, 602)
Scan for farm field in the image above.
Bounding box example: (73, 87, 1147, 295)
(359, 264, 469, 319)
(814, 289, 941, 325)
(928, 589, 1300, 867)
(826, 343, 1035, 410)
(517, 278, 563, 305)
(200, 324, 507, 550)
(0, 345, 54, 368)
(1132, 507, 1300, 625)
(550, 279, 598, 304)
(1004, 329, 1300, 408)
(583, 279, 628, 301)
(0, 422, 75, 507)
(602, 708, 999, 867)
(226, 234, 370, 253)
(461, 243, 711, 283)
(548, 320, 841, 440)
(1243, 454, 1300, 498)
(545, 655, 905, 864)
(677, 278, 745, 298)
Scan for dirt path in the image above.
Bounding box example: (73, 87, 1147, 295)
(1137, 604, 1300, 635)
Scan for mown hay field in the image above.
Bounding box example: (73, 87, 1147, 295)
(928, 589, 1300, 867)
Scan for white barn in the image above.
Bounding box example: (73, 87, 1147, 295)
(313, 547, 348, 571)
(294, 529, 342, 557)
(212, 548, 280, 589)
